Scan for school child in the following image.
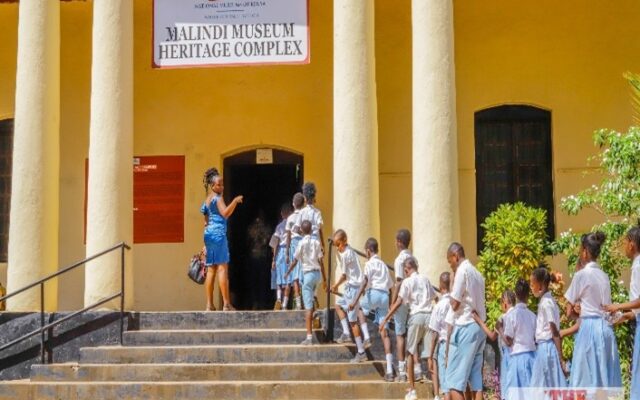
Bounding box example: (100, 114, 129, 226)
(393, 229, 415, 382)
(351, 238, 394, 377)
(564, 231, 622, 388)
(330, 229, 365, 352)
(444, 243, 486, 400)
(427, 272, 453, 400)
(270, 203, 293, 310)
(299, 181, 325, 251)
(501, 279, 536, 399)
(285, 220, 327, 345)
(472, 290, 516, 400)
(529, 267, 567, 390)
(380, 256, 437, 400)
(285, 192, 305, 310)
(604, 226, 640, 397)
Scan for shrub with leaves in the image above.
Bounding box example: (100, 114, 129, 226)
(550, 125, 640, 396)
(478, 202, 549, 327)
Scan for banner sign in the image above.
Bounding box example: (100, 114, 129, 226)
(153, 0, 310, 68)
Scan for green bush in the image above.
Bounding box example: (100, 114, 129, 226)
(478, 202, 549, 327)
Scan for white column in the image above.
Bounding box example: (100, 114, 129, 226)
(7, 0, 60, 311)
(333, 0, 380, 260)
(85, 0, 134, 309)
(412, 0, 460, 281)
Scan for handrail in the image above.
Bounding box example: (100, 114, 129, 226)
(0, 242, 131, 364)
(324, 239, 334, 343)
(0, 242, 131, 303)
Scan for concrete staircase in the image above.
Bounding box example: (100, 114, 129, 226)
(0, 311, 433, 399)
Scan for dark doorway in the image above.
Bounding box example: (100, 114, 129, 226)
(475, 105, 555, 251)
(223, 149, 303, 310)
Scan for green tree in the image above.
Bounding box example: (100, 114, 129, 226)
(550, 123, 640, 396)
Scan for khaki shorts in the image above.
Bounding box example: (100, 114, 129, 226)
(406, 311, 433, 357)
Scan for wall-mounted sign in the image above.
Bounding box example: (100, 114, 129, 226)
(153, 0, 310, 68)
(85, 156, 185, 244)
(256, 148, 273, 164)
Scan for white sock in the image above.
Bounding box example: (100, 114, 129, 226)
(283, 296, 289, 308)
(295, 296, 301, 307)
(340, 318, 350, 335)
(276, 288, 282, 301)
(385, 353, 394, 374)
(398, 360, 407, 373)
(306, 334, 313, 340)
(355, 336, 365, 354)
(360, 322, 370, 341)
(414, 363, 422, 375)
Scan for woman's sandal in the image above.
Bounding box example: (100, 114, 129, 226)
(222, 304, 236, 312)
(205, 305, 216, 312)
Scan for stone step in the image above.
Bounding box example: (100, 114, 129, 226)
(131, 310, 315, 330)
(79, 344, 359, 364)
(0, 380, 433, 400)
(122, 329, 325, 346)
(30, 362, 387, 382)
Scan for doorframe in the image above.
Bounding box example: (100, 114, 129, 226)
(220, 146, 304, 310)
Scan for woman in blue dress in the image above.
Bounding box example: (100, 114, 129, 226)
(201, 168, 243, 311)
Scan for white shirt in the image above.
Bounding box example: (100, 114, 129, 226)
(565, 261, 611, 318)
(394, 249, 412, 281)
(630, 255, 640, 316)
(285, 210, 302, 239)
(428, 294, 452, 342)
(337, 246, 363, 287)
(269, 220, 287, 250)
(398, 271, 437, 315)
(297, 205, 323, 237)
(448, 259, 486, 326)
(363, 255, 393, 291)
(535, 292, 560, 342)
(498, 307, 514, 349)
(503, 303, 537, 355)
(294, 235, 323, 272)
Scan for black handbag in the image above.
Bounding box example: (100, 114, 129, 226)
(188, 252, 207, 284)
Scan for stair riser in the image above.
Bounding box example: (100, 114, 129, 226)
(134, 311, 314, 330)
(0, 382, 433, 400)
(80, 346, 357, 364)
(123, 331, 325, 346)
(30, 363, 386, 382)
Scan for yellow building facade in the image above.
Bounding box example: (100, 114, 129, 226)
(0, 0, 639, 312)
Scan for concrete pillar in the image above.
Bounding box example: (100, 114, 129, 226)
(333, 0, 380, 265)
(85, 0, 134, 309)
(412, 0, 460, 281)
(7, 0, 60, 311)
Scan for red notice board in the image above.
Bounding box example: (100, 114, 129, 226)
(84, 155, 185, 244)
(133, 156, 185, 243)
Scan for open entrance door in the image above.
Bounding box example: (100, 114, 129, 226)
(223, 148, 303, 310)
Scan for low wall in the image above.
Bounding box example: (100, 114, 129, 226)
(0, 311, 133, 380)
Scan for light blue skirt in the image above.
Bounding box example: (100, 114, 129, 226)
(529, 339, 566, 389)
(569, 316, 622, 388)
(505, 351, 535, 399)
(632, 318, 640, 398)
(287, 237, 302, 284)
(275, 245, 288, 287)
(499, 343, 511, 400)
